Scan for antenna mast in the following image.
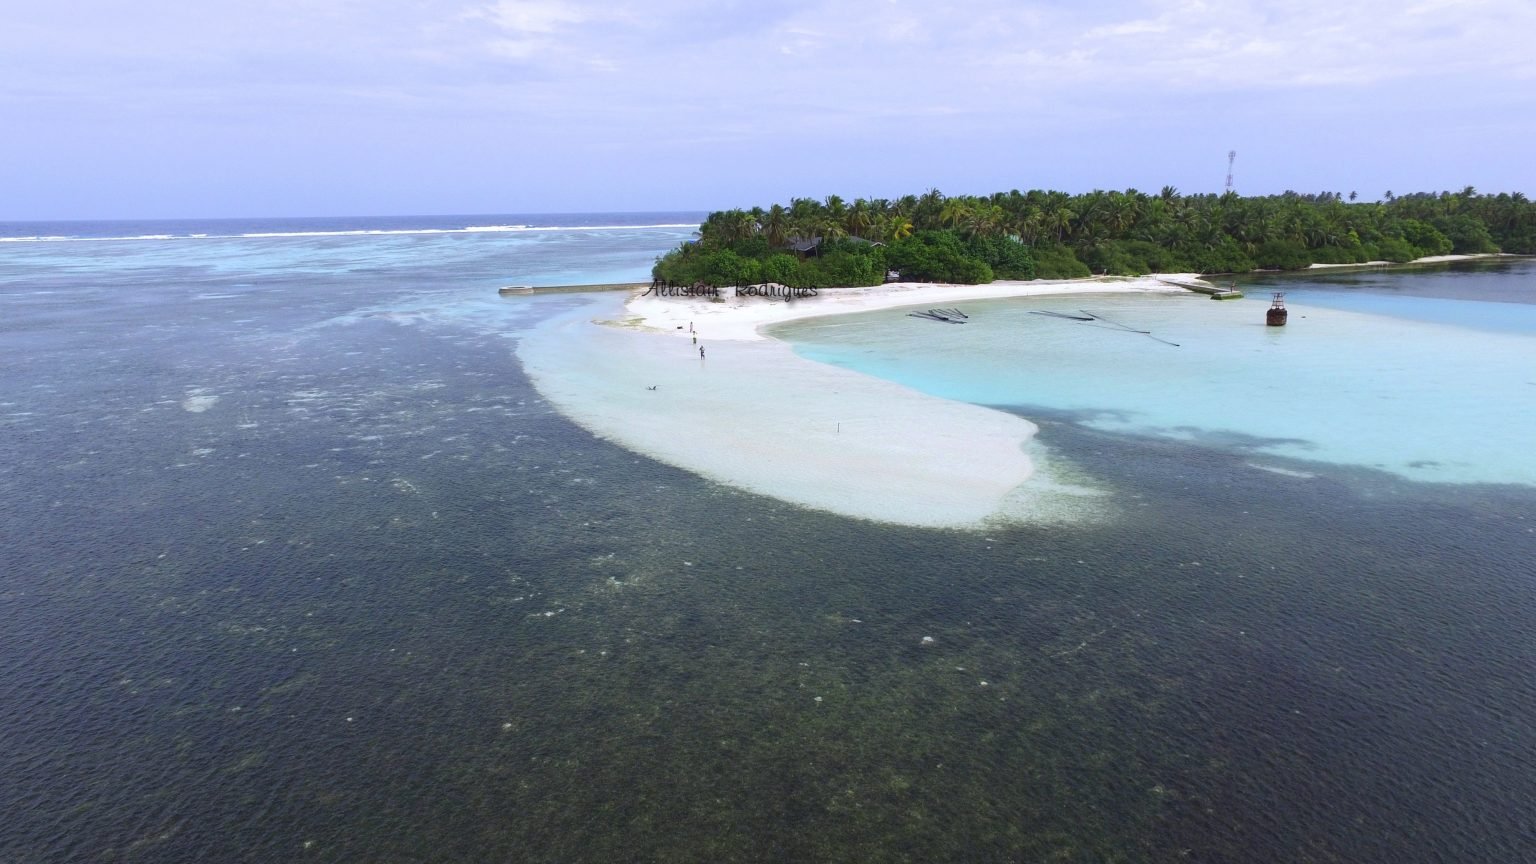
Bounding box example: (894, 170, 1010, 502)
(1225, 150, 1237, 194)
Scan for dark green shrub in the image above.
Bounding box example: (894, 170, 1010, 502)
(1399, 219, 1453, 257)
(1031, 244, 1091, 279)
(758, 253, 800, 285)
(1431, 215, 1499, 254)
(965, 235, 1035, 279)
(1186, 237, 1255, 275)
(1370, 237, 1417, 262)
(1253, 240, 1313, 270)
(887, 232, 994, 283)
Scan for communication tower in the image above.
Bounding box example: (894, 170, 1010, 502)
(1225, 150, 1237, 194)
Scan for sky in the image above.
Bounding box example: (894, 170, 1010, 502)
(4, 0, 1533, 219)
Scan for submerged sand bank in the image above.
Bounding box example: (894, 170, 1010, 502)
(518, 277, 1184, 528)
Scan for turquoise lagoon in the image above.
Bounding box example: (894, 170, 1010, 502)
(774, 263, 1536, 488)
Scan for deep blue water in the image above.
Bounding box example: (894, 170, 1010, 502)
(2, 229, 1535, 863)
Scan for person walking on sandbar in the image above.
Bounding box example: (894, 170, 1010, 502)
(699, 345, 705, 358)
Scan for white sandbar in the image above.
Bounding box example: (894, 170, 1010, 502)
(517, 277, 1184, 528)
(1306, 252, 1511, 270)
(625, 276, 1184, 342)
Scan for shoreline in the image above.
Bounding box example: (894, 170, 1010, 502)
(509, 252, 1520, 302)
(511, 254, 1520, 528)
(619, 275, 1189, 342)
(1306, 251, 1514, 271)
(517, 309, 1057, 528)
(516, 275, 1189, 529)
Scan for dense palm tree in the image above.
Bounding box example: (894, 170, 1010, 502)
(1051, 207, 1075, 243)
(1010, 208, 1045, 245)
(787, 197, 823, 240)
(845, 199, 875, 239)
(882, 215, 914, 243)
(938, 198, 972, 231)
(763, 204, 790, 248)
(698, 209, 757, 247)
(660, 182, 1532, 286)
(914, 188, 945, 227)
(1105, 192, 1138, 235)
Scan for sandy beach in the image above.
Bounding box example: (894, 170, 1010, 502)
(623, 276, 1190, 342)
(517, 276, 1186, 529)
(1306, 252, 1513, 270)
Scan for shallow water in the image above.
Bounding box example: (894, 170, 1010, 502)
(3, 234, 1535, 863)
(515, 294, 1065, 528)
(774, 262, 1536, 486)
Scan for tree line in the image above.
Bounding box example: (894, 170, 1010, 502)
(651, 187, 1535, 288)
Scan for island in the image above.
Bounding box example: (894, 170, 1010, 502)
(650, 187, 1533, 288)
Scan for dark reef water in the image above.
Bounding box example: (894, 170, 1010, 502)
(2, 224, 1534, 862)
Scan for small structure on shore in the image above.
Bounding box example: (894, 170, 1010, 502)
(1267, 292, 1288, 327)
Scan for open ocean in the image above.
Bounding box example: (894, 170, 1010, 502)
(2, 216, 1534, 863)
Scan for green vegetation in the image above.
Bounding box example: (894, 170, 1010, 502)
(652, 187, 1535, 287)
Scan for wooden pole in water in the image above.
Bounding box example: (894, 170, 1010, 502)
(1267, 292, 1288, 327)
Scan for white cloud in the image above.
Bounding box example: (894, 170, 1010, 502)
(479, 0, 589, 34)
(458, 0, 592, 60)
(6, 1, 1535, 152)
(1084, 18, 1171, 38)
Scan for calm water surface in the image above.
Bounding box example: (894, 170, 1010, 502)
(774, 261, 1536, 485)
(2, 229, 1534, 863)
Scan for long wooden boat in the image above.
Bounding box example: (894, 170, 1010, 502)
(1158, 277, 1243, 300)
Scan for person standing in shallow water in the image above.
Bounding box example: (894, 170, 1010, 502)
(699, 346, 705, 358)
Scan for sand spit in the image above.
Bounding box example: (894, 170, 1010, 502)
(1306, 252, 1514, 270)
(518, 277, 1184, 529)
(625, 276, 1185, 342)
